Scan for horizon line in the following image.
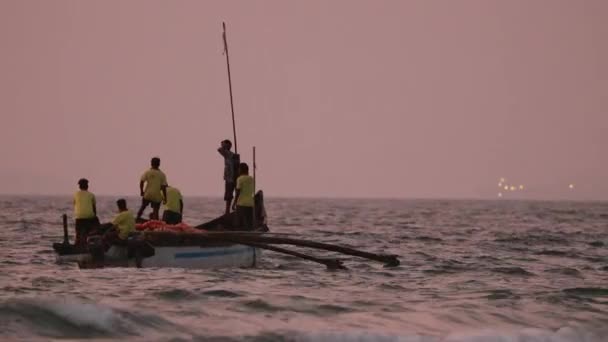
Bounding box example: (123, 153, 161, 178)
(0, 192, 605, 203)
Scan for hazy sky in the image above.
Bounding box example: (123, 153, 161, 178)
(1, 1, 606, 199)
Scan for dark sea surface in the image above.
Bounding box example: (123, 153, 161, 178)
(1, 195, 607, 341)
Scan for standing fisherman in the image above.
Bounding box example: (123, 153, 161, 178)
(217, 139, 238, 215)
(219, 24, 242, 217)
(232, 162, 255, 231)
(136, 157, 168, 221)
(73, 178, 100, 248)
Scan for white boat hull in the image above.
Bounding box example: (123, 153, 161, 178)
(142, 245, 260, 268)
(56, 244, 261, 269)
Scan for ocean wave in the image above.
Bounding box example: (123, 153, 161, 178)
(0, 297, 180, 339)
(535, 249, 574, 257)
(422, 259, 471, 274)
(485, 289, 520, 300)
(544, 268, 583, 277)
(563, 288, 608, 297)
(491, 267, 534, 276)
(202, 289, 243, 298)
(242, 299, 284, 312)
(155, 288, 201, 301)
(494, 233, 570, 246)
(414, 236, 443, 242)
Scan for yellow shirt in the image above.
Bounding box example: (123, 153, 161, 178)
(112, 210, 135, 240)
(163, 187, 183, 214)
(140, 168, 167, 202)
(73, 190, 96, 219)
(236, 175, 254, 207)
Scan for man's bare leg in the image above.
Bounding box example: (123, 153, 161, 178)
(225, 199, 233, 216)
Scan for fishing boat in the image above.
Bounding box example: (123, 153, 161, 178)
(52, 191, 269, 269)
(53, 187, 400, 270)
(52, 23, 401, 271)
(52, 24, 274, 270)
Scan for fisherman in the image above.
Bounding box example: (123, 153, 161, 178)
(217, 139, 237, 215)
(232, 162, 255, 231)
(162, 185, 183, 225)
(104, 198, 136, 248)
(73, 178, 100, 248)
(136, 157, 168, 221)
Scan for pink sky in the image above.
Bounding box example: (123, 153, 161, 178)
(0, 1, 606, 199)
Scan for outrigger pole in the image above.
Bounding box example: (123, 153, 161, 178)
(244, 241, 346, 270)
(222, 235, 400, 267)
(184, 231, 400, 267)
(222, 22, 238, 154)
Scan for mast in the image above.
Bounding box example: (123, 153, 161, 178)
(222, 22, 238, 154)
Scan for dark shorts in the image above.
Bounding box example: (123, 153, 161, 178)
(236, 206, 254, 231)
(75, 217, 100, 231)
(75, 217, 100, 246)
(103, 229, 128, 249)
(224, 181, 235, 201)
(141, 198, 161, 211)
(162, 210, 182, 225)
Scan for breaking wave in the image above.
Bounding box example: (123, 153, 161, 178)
(0, 298, 182, 339)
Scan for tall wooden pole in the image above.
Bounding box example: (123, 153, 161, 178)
(222, 22, 238, 154)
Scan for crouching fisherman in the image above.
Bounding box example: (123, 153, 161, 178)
(103, 199, 136, 248)
(162, 185, 183, 224)
(73, 178, 100, 249)
(85, 199, 137, 267)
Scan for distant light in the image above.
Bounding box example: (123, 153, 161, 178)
(519, 185, 524, 190)
(498, 183, 503, 187)
(504, 186, 509, 190)
(500, 178, 506, 183)
(498, 192, 503, 197)
(569, 184, 575, 189)
(510, 186, 516, 191)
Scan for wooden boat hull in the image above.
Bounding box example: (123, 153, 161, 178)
(196, 191, 269, 231)
(55, 244, 261, 269)
(53, 190, 269, 269)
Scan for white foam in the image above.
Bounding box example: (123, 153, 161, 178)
(43, 298, 122, 332)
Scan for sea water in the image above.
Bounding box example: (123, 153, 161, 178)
(1, 196, 607, 341)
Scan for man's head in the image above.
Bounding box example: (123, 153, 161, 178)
(78, 178, 89, 190)
(151, 157, 161, 168)
(221, 139, 232, 150)
(116, 198, 128, 211)
(239, 162, 249, 175)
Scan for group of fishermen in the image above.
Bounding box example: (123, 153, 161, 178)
(72, 139, 255, 250)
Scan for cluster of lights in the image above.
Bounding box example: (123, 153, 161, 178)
(497, 177, 524, 198)
(497, 178, 576, 198)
